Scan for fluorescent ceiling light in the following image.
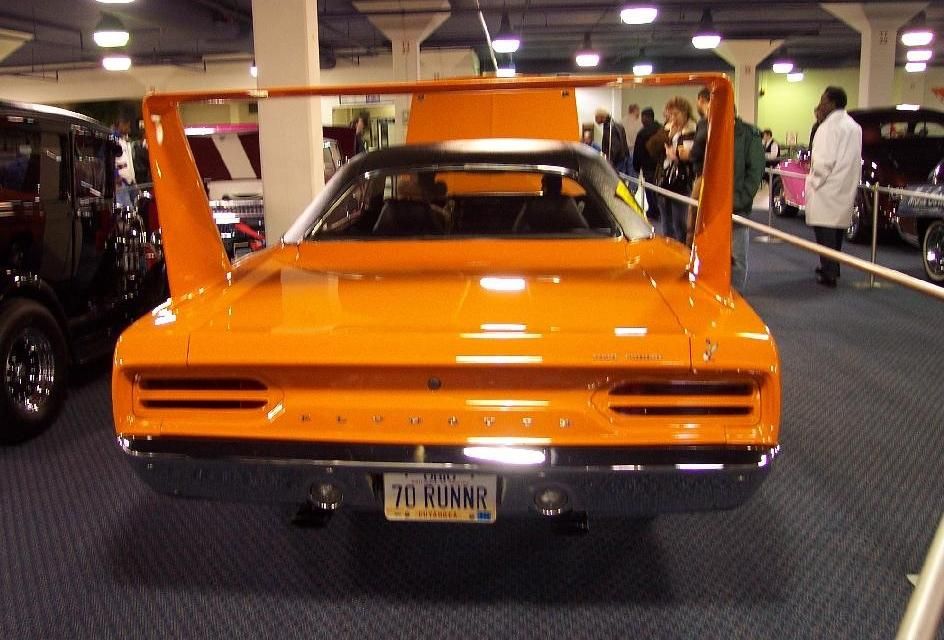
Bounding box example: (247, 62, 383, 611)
(787, 71, 804, 82)
(907, 49, 933, 62)
(632, 62, 653, 76)
(575, 33, 600, 67)
(620, 5, 658, 25)
(102, 55, 132, 71)
(93, 14, 130, 48)
(901, 30, 934, 47)
(901, 13, 934, 47)
(905, 61, 927, 73)
(492, 11, 520, 53)
(692, 34, 721, 50)
(692, 9, 721, 49)
(772, 61, 794, 74)
(896, 104, 920, 111)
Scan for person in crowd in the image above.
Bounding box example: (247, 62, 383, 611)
(805, 86, 863, 288)
(114, 114, 137, 209)
(633, 107, 662, 221)
(658, 96, 697, 243)
(679, 88, 711, 243)
(352, 114, 369, 155)
(762, 129, 780, 167)
(809, 103, 828, 152)
(581, 128, 601, 151)
(731, 115, 766, 290)
(594, 107, 629, 172)
(623, 103, 643, 157)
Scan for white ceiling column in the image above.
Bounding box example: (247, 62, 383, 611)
(353, 1, 450, 143)
(715, 40, 783, 125)
(821, 2, 927, 108)
(0, 28, 32, 64)
(251, 0, 324, 242)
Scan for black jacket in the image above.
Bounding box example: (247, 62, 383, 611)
(601, 117, 628, 167)
(632, 121, 662, 173)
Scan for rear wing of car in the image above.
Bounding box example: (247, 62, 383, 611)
(142, 74, 734, 299)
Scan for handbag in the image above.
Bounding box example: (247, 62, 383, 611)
(662, 160, 693, 194)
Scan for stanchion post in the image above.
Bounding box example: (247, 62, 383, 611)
(754, 168, 781, 244)
(870, 183, 880, 288)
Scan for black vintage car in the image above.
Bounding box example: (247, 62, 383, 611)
(849, 108, 944, 243)
(898, 158, 944, 285)
(0, 100, 165, 442)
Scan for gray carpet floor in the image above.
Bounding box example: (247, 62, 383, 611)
(2, 213, 942, 639)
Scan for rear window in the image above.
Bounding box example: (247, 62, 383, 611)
(307, 167, 620, 240)
(879, 120, 944, 139)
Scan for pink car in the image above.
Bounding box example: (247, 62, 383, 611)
(770, 151, 809, 218)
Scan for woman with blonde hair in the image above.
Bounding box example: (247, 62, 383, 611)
(658, 96, 697, 243)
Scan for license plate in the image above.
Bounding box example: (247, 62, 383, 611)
(383, 472, 497, 523)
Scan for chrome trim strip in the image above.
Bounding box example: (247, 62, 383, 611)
(117, 435, 779, 474)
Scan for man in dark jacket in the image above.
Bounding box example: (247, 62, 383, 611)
(594, 108, 629, 171)
(633, 107, 662, 220)
(732, 116, 765, 291)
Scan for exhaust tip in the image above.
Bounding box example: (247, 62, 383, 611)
(534, 486, 570, 516)
(309, 483, 343, 511)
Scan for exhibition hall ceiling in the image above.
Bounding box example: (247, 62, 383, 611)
(0, 0, 942, 76)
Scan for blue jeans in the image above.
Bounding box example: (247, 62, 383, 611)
(662, 196, 689, 244)
(732, 223, 749, 291)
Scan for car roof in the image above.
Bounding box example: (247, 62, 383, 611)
(0, 99, 112, 134)
(344, 139, 602, 175)
(849, 108, 944, 124)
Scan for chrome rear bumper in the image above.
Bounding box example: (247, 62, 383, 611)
(117, 436, 779, 517)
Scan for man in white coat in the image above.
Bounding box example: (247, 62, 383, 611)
(805, 86, 862, 288)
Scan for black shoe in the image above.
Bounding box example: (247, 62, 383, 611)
(815, 267, 840, 279)
(816, 273, 837, 288)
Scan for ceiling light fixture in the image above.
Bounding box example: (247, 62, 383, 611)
(896, 104, 920, 111)
(691, 9, 721, 50)
(575, 33, 600, 68)
(905, 61, 927, 73)
(496, 53, 515, 77)
(787, 71, 804, 82)
(102, 55, 132, 71)
(772, 60, 794, 74)
(620, 5, 658, 25)
(906, 49, 933, 62)
(901, 12, 934, 47)
(93, 14, 130, 48)
(633, 46, 653, 76)
(96, 0, 136, 4)
(491, 11, 520, 54)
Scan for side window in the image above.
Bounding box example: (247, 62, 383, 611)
(74, 130, 108, 202)
(38, 132, 64, 202)
(0, 123, 40, 200)
(914, 121, 944, 138)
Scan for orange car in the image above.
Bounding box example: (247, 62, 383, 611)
(112, 75, 780, 527)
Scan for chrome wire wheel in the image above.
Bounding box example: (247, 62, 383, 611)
(4, 327, 56, 415)
(846, 199, 863, 242)
(923, 220, 944, 284)
(771, 178, 796, 217)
